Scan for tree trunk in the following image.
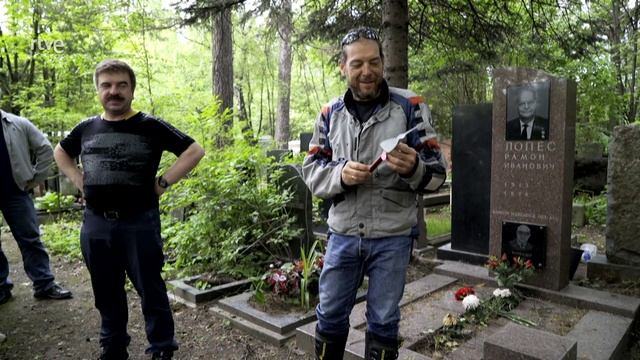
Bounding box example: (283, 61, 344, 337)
(610, 0, 625, 128)
(274, 0, 293, 149)
(382, 0, 408, 88)
(212, 7, 234, 127)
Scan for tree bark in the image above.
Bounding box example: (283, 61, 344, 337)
(382, 0, 408, 88)
(275, 0, 293, 149)
(212, 7, 234, 126)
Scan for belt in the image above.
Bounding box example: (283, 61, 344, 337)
(87, 206, 146, 221)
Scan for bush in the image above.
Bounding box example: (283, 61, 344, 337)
(575, 192, 607, 226)
(35, 192, 75, 212)
(40, 213, 82, 260)
(160, 103, 303, 279)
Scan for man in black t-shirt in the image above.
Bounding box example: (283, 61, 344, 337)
(54, 60, 204, 360)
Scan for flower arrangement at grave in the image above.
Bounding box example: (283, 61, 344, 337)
(486, 254, 535, 294)
(419, 256, 536, 356)
(252, 240, 324, 312)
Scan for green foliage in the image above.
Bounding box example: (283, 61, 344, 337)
(575, 192, 607, 226)
(299, 240, 323, 311)
(40, 213, 82, 260)
(160, 103, 302, 278)
(426, 206, 451, 238)
(34, 192, 76, 212)
(586, 194, 607, 226)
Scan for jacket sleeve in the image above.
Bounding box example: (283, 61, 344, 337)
(402, 98, 447, 193)
(25, 120, 53, 184)
(301, 109, 346, 199)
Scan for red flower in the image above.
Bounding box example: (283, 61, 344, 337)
(294, 260, 305, 273)
(454, 287, 475, 301)
(501, 253, 508, 261)
(486, 256, 499, 270)
(525, 259, 534, 269)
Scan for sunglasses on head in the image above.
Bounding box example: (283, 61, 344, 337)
(341, 28, 380, 47)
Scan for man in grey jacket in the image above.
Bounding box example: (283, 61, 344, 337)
(302, 27, 446, 360)
(0, 110, 72, 305)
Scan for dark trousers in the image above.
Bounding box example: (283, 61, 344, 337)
(0, 191, 55, 292)
(81, 207, 177, 354)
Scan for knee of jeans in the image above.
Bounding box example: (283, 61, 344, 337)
(317, 303, 350, 332)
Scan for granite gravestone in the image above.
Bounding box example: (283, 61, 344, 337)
(274, 164, 314, 257)
(489, 68, 576, 291)
(606, 124, 640, 266)
(437, 104, 492, 264)
(300, 132, 313, 153)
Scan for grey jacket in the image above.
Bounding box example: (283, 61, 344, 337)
(302, 83, 447, 238)
(1, 110, 53, 191)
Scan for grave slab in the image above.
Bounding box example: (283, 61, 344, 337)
(445, 318, 509, 360)
(566, 310, 632, 360)
(217, 292, 317, 335)
(484, 322, 577, 360)
(433, 261, 494, 285)
(210, 306, 292, 346)
(436, 243, 489, 266)
(167, 277, 251, 307)
(587, 254, 640, 282)
(434, 261, 640, 318)
(349, 274, 457, 329)
(397, 297, 452, 349)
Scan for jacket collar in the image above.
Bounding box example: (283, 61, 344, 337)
(343, 80, 390, 116)
(0, 110, 12, 123)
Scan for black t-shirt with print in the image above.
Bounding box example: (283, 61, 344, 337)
(60, 112, 194, 212)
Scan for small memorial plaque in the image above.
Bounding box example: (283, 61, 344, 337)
(501, 221, 546, 269)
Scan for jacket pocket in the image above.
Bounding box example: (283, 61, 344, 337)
(381, 189, 416, 210)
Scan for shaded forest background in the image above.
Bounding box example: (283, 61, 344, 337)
(1, 0, 639, 148)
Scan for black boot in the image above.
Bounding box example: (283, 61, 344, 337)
(364, 332, 399, 360)
(314, 325, 348, 360)
(98, 347, 129, 360)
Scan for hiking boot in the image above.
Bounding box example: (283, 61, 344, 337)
(364, 332, 399, 360)
(314, 325, 347, 360)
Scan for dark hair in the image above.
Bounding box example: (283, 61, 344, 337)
(339, 27, 384, 63)
(94, 59, 136, 90)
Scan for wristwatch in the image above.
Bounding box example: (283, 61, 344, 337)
(157, 176, 170, 189)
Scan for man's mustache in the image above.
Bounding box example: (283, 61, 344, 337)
(107, 95, 125, 101)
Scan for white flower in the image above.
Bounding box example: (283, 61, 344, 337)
(278, 274, 287, 282)
(493, 288, 512, 298)
(462, 294, 480, 311)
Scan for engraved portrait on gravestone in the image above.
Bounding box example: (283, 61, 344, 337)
(506, 81, 550, 141)
(502, 221, 546, 269)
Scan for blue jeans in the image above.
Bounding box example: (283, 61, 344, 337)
(0, 191, 55, 292)
(81, 207, 177, 354)
(316, 233, 412, 339)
